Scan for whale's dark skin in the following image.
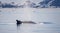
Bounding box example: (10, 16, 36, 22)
(16, 20, 36, 24)
(16, 20, 22, 24)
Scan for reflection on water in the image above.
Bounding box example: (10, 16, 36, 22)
(0, 23, 60, 33)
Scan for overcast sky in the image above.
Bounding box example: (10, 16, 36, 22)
(0, 0, 43, 3)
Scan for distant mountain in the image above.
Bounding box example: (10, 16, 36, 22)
(0, 0, 36, 8)
(0, 0, 60, 8)
(39, 0, 52, 4)
(50, 0, 60, 7)
(22, 0, 36, 8)
(2, 4, 16, 8)
(38, 0, 60, 8)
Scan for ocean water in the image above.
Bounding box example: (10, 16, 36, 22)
(0, 24, 60, 33)
(0, 8, 60, 33)
(0, 8, 60, 23)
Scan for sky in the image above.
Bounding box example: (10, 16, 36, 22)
(0, 0, 43, 4)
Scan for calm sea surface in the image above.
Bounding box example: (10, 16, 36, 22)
(0, 8, 60, 23)
(0, 24, 60, 33)
(0, 8, 60, 33)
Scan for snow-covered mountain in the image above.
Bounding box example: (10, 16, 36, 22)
(38, 0, 60, 8)
(0, 0, 60, 8)
(50, 0, 60, 7)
